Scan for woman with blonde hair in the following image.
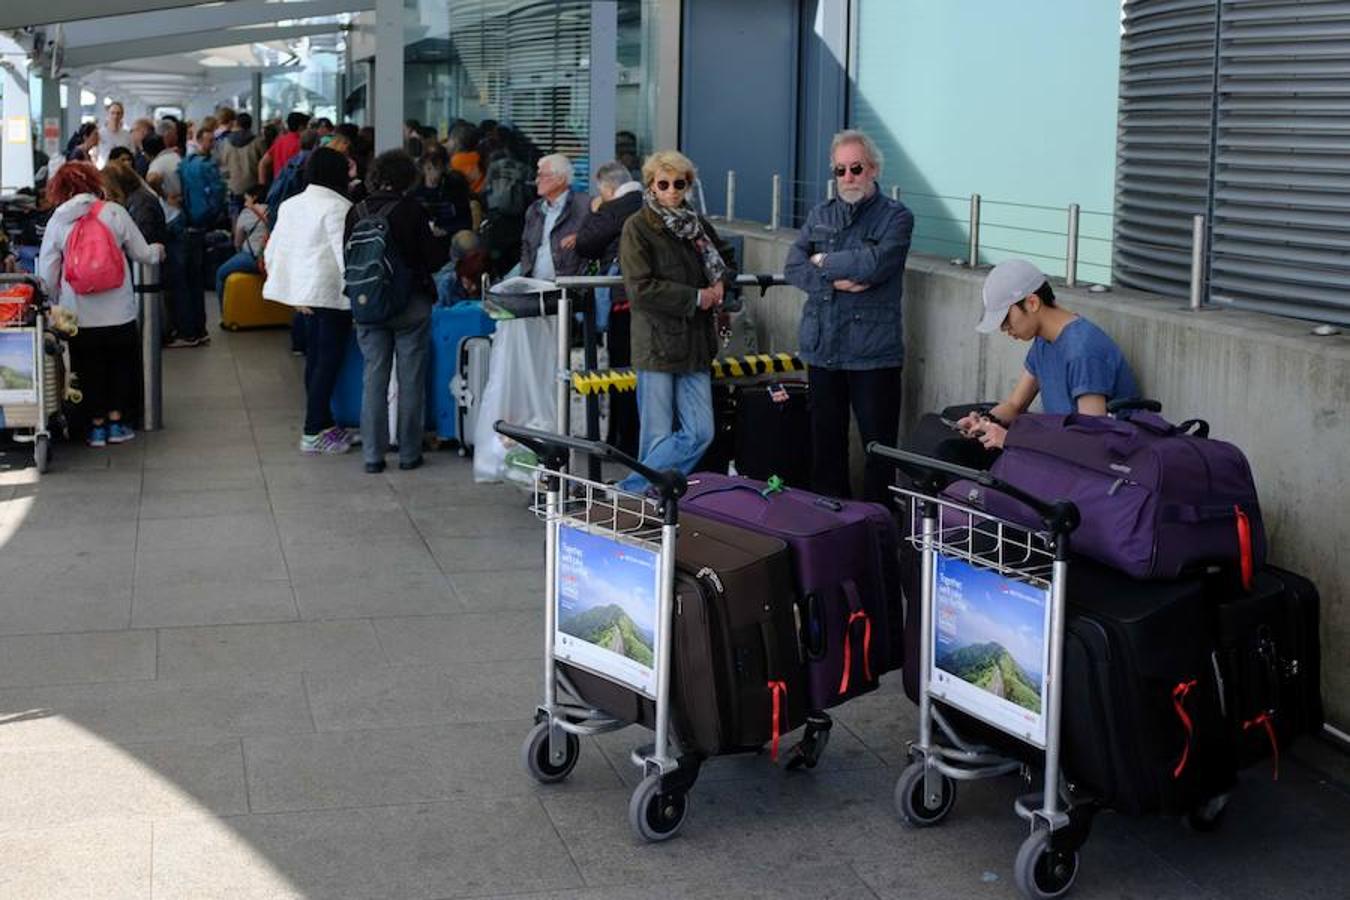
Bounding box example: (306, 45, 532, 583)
(616, 149, 736, 492)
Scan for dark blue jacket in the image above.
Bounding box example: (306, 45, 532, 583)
(784, 190, 914, 370)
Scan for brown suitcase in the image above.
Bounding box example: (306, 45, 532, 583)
(560, 511, 808, 758)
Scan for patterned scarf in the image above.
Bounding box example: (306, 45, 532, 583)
(644, 189, 728, 285)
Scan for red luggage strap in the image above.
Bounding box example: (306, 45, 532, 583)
(837, 579, 875, 697)
(1235, 505, 1254, 591)
(1243, 711, 1280, 781)
(1171, 680, 1198, 779)
(767, 680, 788, 762)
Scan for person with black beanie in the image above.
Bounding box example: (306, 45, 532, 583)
(262, 147, 358, 454)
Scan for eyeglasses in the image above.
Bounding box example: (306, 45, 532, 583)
(655, 179, 688, 192)
(833, 163, 866, 177)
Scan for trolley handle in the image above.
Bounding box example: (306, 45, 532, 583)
(494, 421, 688, 501)
(866, 442, 1080, 536)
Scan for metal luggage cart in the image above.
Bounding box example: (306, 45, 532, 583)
(869, 444, 1090, 900)
(0, 274, 68, 474)
(496, 420, 699, 842)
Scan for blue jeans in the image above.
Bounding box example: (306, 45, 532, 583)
(302, 308, 352, 436)
(355, 297, 431, 466)
(618, 370, 714, 492)
(214, 249, 259, 305)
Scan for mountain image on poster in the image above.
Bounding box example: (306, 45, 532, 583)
(559, 602, 655, 667)
(936, 640, 1042, 713)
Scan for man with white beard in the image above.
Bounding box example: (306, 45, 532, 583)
(784, 129, 914, 503)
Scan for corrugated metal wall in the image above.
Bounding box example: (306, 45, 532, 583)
(1115, 0, 1350, 323)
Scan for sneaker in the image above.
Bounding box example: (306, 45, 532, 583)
(299, 428, 351, 455)
(164, 337, 198, 349)
(87, 425, 108, 448)
(107, 422, 136, 444)
(344, 428, 362, 446)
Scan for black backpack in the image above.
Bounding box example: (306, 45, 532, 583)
(344, 200, 413, 325)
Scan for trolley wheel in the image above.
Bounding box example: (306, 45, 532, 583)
(34, 435, 50, 474)
(521, 721, 580, 784)
(628, 773, 690, 842)
(1013, 828, 1080, 900)
(1185, 792, 1230, 833)
(895, 760, 957, 827)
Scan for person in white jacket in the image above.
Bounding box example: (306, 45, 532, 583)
(263, 147, 355, 454)
(37, 160, 165, 448)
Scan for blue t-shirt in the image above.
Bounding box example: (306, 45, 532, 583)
(1025, 316, 1141, 414)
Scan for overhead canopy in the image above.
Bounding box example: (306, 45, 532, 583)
(0, 0, 226, 30)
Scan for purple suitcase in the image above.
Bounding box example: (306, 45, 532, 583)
(945, 412, 1265, 580)
(683, 472, 904, 711)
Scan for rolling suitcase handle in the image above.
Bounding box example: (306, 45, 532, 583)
(494, 420, 688, 502)
(867, 442, 1080, 537)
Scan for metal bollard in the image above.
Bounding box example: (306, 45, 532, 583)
(827, 179, 836, 201)
(1065, 203, 1080, 288)
(967, 193, 981, 269)
(480, 272, 490, 302)
(725, 170, 736, 221)
(136, 262, 163, 431)
(1189, 214, 1206, 310)
(890, 185, 900, 201)
(768, 174, 781, 231)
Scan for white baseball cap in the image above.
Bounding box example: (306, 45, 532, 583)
(976, 259, 1048, 333)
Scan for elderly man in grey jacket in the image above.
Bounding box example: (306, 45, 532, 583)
(785, 129, 914, 503)
(519, 153, 591, 279)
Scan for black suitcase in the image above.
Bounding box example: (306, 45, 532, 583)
(900, 551, 1235, 816)
(733, 380, 811, 486)
(695, 382, 738, 475)
(1213, 566, 1323, 775)
(560, 512, 809, 758)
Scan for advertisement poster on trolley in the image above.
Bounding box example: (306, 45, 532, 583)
(554, 523, 660, 697)
(0, 330, 37, 406)
(929, 554, 1051, 747)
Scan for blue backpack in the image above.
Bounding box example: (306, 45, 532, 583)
(344, 200, 413, 325)
(179, 154, 227, 228)
(265, 150, 310, 228)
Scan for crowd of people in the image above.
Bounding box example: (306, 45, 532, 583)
(29, 100, 1138, 493)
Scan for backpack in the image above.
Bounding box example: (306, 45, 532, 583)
(63, 201, 125, 295)
(266, 150, 310, 229)
(344, 200, 413, 325)
(486, 157, 531, 216)
(179, 154, 227, 228)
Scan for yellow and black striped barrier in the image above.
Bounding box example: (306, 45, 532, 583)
(571, 353, 806, 395)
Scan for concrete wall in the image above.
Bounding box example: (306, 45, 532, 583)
(722, 221, 1350, 731)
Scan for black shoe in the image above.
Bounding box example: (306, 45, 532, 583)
(398, 456, 424, 471)
(364, 461, 386, 474)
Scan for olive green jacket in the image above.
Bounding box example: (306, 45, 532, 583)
(619, 206, 737, 373)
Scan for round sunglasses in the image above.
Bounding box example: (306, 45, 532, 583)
(832, 163, 867, 177)
(654, 178, 689, 191)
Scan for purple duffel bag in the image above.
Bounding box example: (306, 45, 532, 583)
(943, 412, 1264, 581)
(683, 472, 903, 712)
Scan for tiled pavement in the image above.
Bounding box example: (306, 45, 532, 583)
(0, 322, 1346, 899)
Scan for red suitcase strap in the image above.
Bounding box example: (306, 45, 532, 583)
(837, 580, 874, 697)
(1171, 680, 1198, 779)
(767, 680, 788, 762)
(1243, 711, 1280, 781)
(1235, 505, 1254, 591)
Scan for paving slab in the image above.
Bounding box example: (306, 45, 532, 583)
(0, 551, 134, 635)
(242, 719, 622, 814)
(157, 620, 386, 678)
(151, 798, 583, 899)
(0, 630, 156, 688)
(131, 578, 299, 628)
(0, 819, 152, 899)
(374, 611, 544, 664)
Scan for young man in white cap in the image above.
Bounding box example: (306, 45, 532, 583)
(957, 258, 1140, 449)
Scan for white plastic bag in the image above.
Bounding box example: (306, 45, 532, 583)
(473, 316, 558, 484)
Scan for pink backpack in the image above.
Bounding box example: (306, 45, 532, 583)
(63, 201, 125, 295)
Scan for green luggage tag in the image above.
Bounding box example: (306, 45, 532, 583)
(760, 475, 785, 497)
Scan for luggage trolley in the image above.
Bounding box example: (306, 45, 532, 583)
(496, 420, 700, 842)
(0, 274, 69, 474)
(869, 444, 1090, 900)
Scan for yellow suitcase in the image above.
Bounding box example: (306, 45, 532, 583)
(220, 272, 293, 330)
